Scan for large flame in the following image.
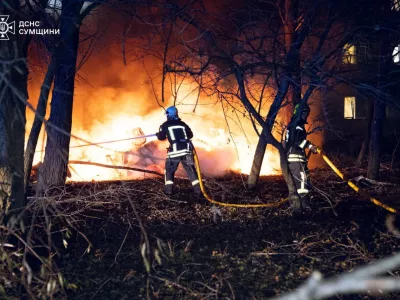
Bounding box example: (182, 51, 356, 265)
(26, 49, 283, 182)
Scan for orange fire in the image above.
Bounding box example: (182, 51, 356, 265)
(26, 49, 283, 182)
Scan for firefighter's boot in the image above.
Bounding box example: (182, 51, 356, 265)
(290, 194, 302, 216)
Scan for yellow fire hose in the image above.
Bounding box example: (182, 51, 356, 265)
(192, 146, 397, 213)
(193, 149, 289, 208)
(316, 148, 398, 214)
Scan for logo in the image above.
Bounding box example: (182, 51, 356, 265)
(0, 15, 15, 40)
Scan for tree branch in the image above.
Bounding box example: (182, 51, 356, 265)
(271, 252, 400, 300)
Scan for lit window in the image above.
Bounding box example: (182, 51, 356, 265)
(343, 44, 356, 64)
(344, 97, 356, 119)
(393, 46, 400, 63)
(392, 0, 400, 11)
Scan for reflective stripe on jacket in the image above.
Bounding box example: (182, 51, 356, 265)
(156, 118, 194, 157)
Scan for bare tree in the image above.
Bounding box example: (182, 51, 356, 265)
(270, 251, 400, 300)
(157, 0, 356, 210)
(356, 100, 373, 166)
(247, 0, 302, 189)
(24, 1, 100, 193)
(365, 2, 399, 179)
(344, 0, 400, 178)
(0, 1, 31, 219)
(25, 1, 100, 192)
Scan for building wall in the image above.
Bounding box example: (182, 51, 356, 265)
(321, 82, 400, 156)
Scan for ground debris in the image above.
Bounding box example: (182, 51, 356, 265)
(26, 167, 400, 299)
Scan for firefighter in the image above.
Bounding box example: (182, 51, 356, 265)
(156, 106, 202, 197)
(283, 103, 318, 213)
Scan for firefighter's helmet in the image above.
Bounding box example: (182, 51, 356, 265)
(165, 106, 179, 120)
(294, 103, 310, 122)
(294, 103, 310, 114)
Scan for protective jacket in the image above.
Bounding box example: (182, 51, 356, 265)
(284, 120, 313, 162)
(156, 118, 194, 158)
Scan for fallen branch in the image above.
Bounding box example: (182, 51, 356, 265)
(151, 275, 201, 297)
(68, 160, 163, 177)
(386, 215, 400, 238)
(270, 252, 400, 300)
(353, 176, 398, 187)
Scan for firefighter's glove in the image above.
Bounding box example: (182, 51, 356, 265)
(309, 144, 319, 154)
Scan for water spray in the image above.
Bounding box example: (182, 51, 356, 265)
(69, 133, 157, 149)
(35, 133, 157, 153)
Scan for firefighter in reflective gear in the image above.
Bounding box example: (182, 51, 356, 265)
(156, 106, 201, 196)
(283, 103, 318, 212)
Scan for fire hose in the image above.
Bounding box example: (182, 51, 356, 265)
(192, 146, 289, 208)
(193, 145, 398, 213)
(57, 131, 397, 213)
(316, 148, 398, 214)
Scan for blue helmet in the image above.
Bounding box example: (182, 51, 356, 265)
(165, 106, 179, 120)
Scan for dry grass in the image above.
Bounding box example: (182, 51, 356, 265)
(1, 165, 400, 299)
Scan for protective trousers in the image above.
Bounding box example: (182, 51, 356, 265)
(288, 154, 311, 204)
(164, 154, 201, 195)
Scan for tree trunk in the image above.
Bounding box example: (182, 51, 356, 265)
(367, 97, 386, 179)
(234, 67, 299, 210)
(278, 146, 297, 198)
(356, 100, 373, 166)
(233, 69, 298, 198)
(367, 31, 391, 180)
(0, 3, 29, 219)
(247, 0, 302, 189)
(247, 135, 268, 189)
(40, 1, 82, 190)
(247, 80, 289, 189)
(284, 0, 301, 122)
(24, 57, 57, 194)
